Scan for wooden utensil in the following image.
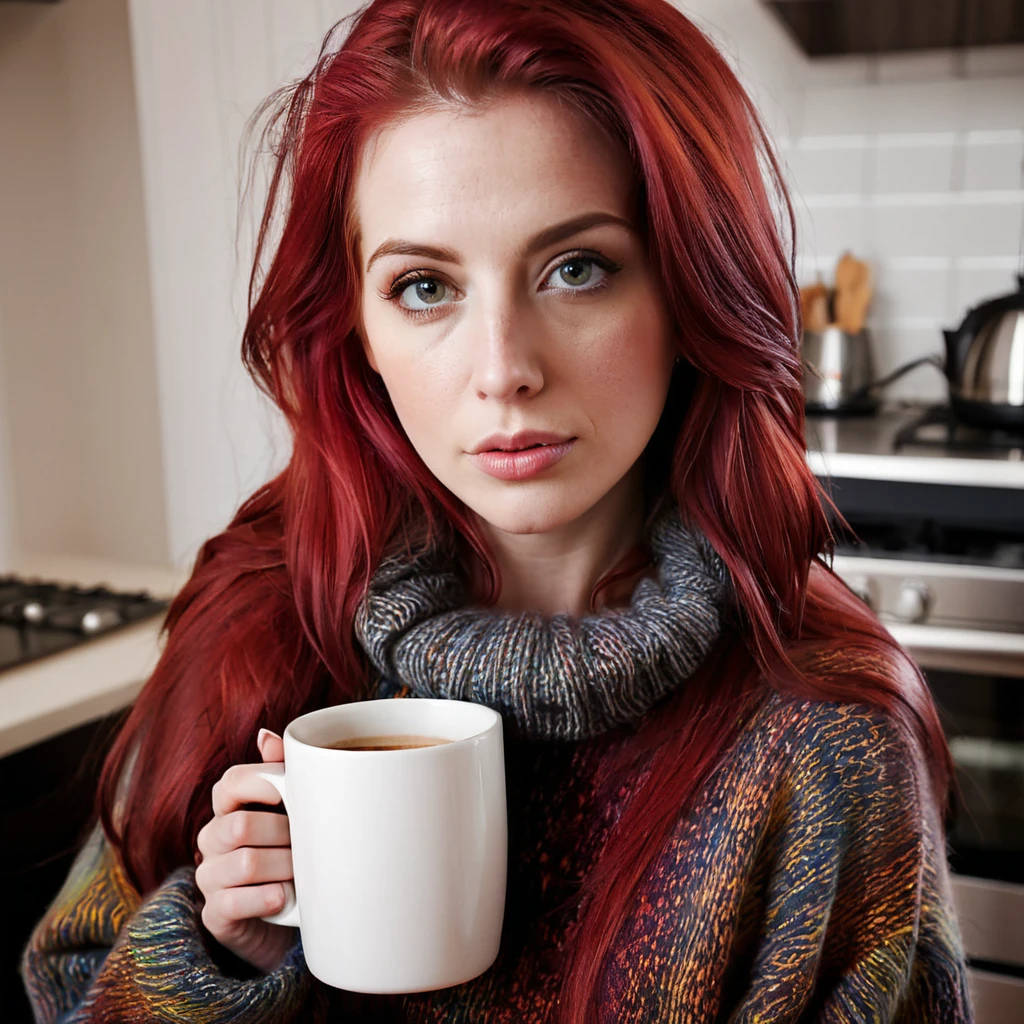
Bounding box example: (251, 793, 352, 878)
(834, 252, 872, 334)
(800, 281, 830, 333)
(845, 276, 873, 334)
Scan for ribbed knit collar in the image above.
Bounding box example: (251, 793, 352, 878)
(353, 497, 733, 742)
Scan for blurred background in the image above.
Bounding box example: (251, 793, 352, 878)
(0, 1, 1022, 1021)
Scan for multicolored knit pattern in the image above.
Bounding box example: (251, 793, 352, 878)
(355, 496, 734, 741)
(21, 825, 313, 1023)
(22, 688, 973, 1022)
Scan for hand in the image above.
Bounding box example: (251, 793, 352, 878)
(195, 729, 295, 972)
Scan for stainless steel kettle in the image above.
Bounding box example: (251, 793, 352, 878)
(943, 273, 1024, 431)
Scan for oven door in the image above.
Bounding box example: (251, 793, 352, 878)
(890, 625, 1024, 1023)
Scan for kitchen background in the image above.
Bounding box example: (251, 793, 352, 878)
(0, 0, 1022, 1021)
(1, 0, 1022, 570)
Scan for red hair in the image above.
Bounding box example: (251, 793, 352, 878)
(98, 1, 954, 1019)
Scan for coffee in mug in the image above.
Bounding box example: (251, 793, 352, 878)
(323, 734, 452, 751)
(257, 698, 506, 994)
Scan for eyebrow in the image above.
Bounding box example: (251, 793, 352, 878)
(363, 211, 635, 273)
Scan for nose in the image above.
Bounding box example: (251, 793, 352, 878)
(470, 302, 545, 401)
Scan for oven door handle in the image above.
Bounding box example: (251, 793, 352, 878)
(884, 623, 1024, 676)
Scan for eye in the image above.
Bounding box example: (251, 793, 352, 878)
(543, 251, 622, 293)
(386, 274, 454, 316)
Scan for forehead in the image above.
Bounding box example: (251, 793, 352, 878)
(353, 92, 635, 263)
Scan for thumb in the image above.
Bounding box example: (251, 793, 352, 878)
(256, 727, 284, 763)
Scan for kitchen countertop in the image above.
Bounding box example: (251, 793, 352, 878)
(805, 403, 1024, 488)
(0, 554, 188, 759)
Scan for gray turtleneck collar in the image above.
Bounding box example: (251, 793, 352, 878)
(354, 498, 733, 742)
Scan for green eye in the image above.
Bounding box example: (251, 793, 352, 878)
(554, 258, 596, 287)
(544, 250, 623, 292)
(403, 277, 449, 308)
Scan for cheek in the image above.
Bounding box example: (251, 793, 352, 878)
(375, 353, 459, 456)
(361, 308, 440, 429)
(579, 311, 674, 436)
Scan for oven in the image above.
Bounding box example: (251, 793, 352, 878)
(816, 455, 1024, 1022)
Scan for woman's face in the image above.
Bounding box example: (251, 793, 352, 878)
(355, 91, 676, 536)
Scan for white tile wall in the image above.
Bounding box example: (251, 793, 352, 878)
(783, 145, 866, 194)
(872, 138, 956, 193)
(956, 264, 1024, 313)
(782, 49, 1024, 402)
(797, 200, 868, 258)
(963, 131, 1024, 190)
(865, 200, 956, 260)
(951, 197, 1024, 258)
(873, 51, 959, 83)
(869, 266, 954, 323)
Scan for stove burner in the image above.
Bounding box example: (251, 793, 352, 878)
(893, 403, 1024, 454)
(0, 575, 170, 674)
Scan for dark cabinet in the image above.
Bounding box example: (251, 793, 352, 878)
(0, 711, 125, 1023)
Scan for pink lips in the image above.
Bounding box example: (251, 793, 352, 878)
(467, 439, 576, 481)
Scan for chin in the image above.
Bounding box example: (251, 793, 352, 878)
(461, 486, 599, 536)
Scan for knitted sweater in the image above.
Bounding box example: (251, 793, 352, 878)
(22, 684, 973, 1022)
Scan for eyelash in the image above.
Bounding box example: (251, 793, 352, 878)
(380, 249, 624, 321)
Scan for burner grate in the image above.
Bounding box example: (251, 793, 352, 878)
(893, 403, 1024, 454)
(0, 575, 170, 675)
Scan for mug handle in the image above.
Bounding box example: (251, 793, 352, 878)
(254, 764, 300, 928)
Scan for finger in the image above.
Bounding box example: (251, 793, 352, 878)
(197, 845, 293, 892)
(197, 810, 291, 857)
(211, 763, 285, 817)
(257, 728, 284, 763)
(202, 882, 288, 933)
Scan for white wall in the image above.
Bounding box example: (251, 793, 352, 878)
(0, 302, 13, 568)
(0, 0, 169, 567)
(127, 0, 358, 569)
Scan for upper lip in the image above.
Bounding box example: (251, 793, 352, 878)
(468, 430, 576, 454)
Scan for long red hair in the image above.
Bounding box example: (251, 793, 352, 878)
(98, 1, 954, 1019)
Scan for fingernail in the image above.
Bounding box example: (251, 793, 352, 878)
(257, 727, 271, 751)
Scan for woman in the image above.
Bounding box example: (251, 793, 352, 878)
(22, 0, 973, 1021)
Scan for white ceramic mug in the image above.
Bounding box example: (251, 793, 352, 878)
(256, 697, 507, 994)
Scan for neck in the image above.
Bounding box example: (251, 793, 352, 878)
(468, 465, 648, 617)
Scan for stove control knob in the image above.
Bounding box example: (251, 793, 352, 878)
(80, 607, 123, 634)
(895, 581, 932, 624)
(22, 601, 46, 624)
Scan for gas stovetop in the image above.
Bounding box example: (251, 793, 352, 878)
(806, 401, 1024, 466)
(805, 402, 1024, 641)
(893, 403, 1024, 454)
(0, 575, 170, 674)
